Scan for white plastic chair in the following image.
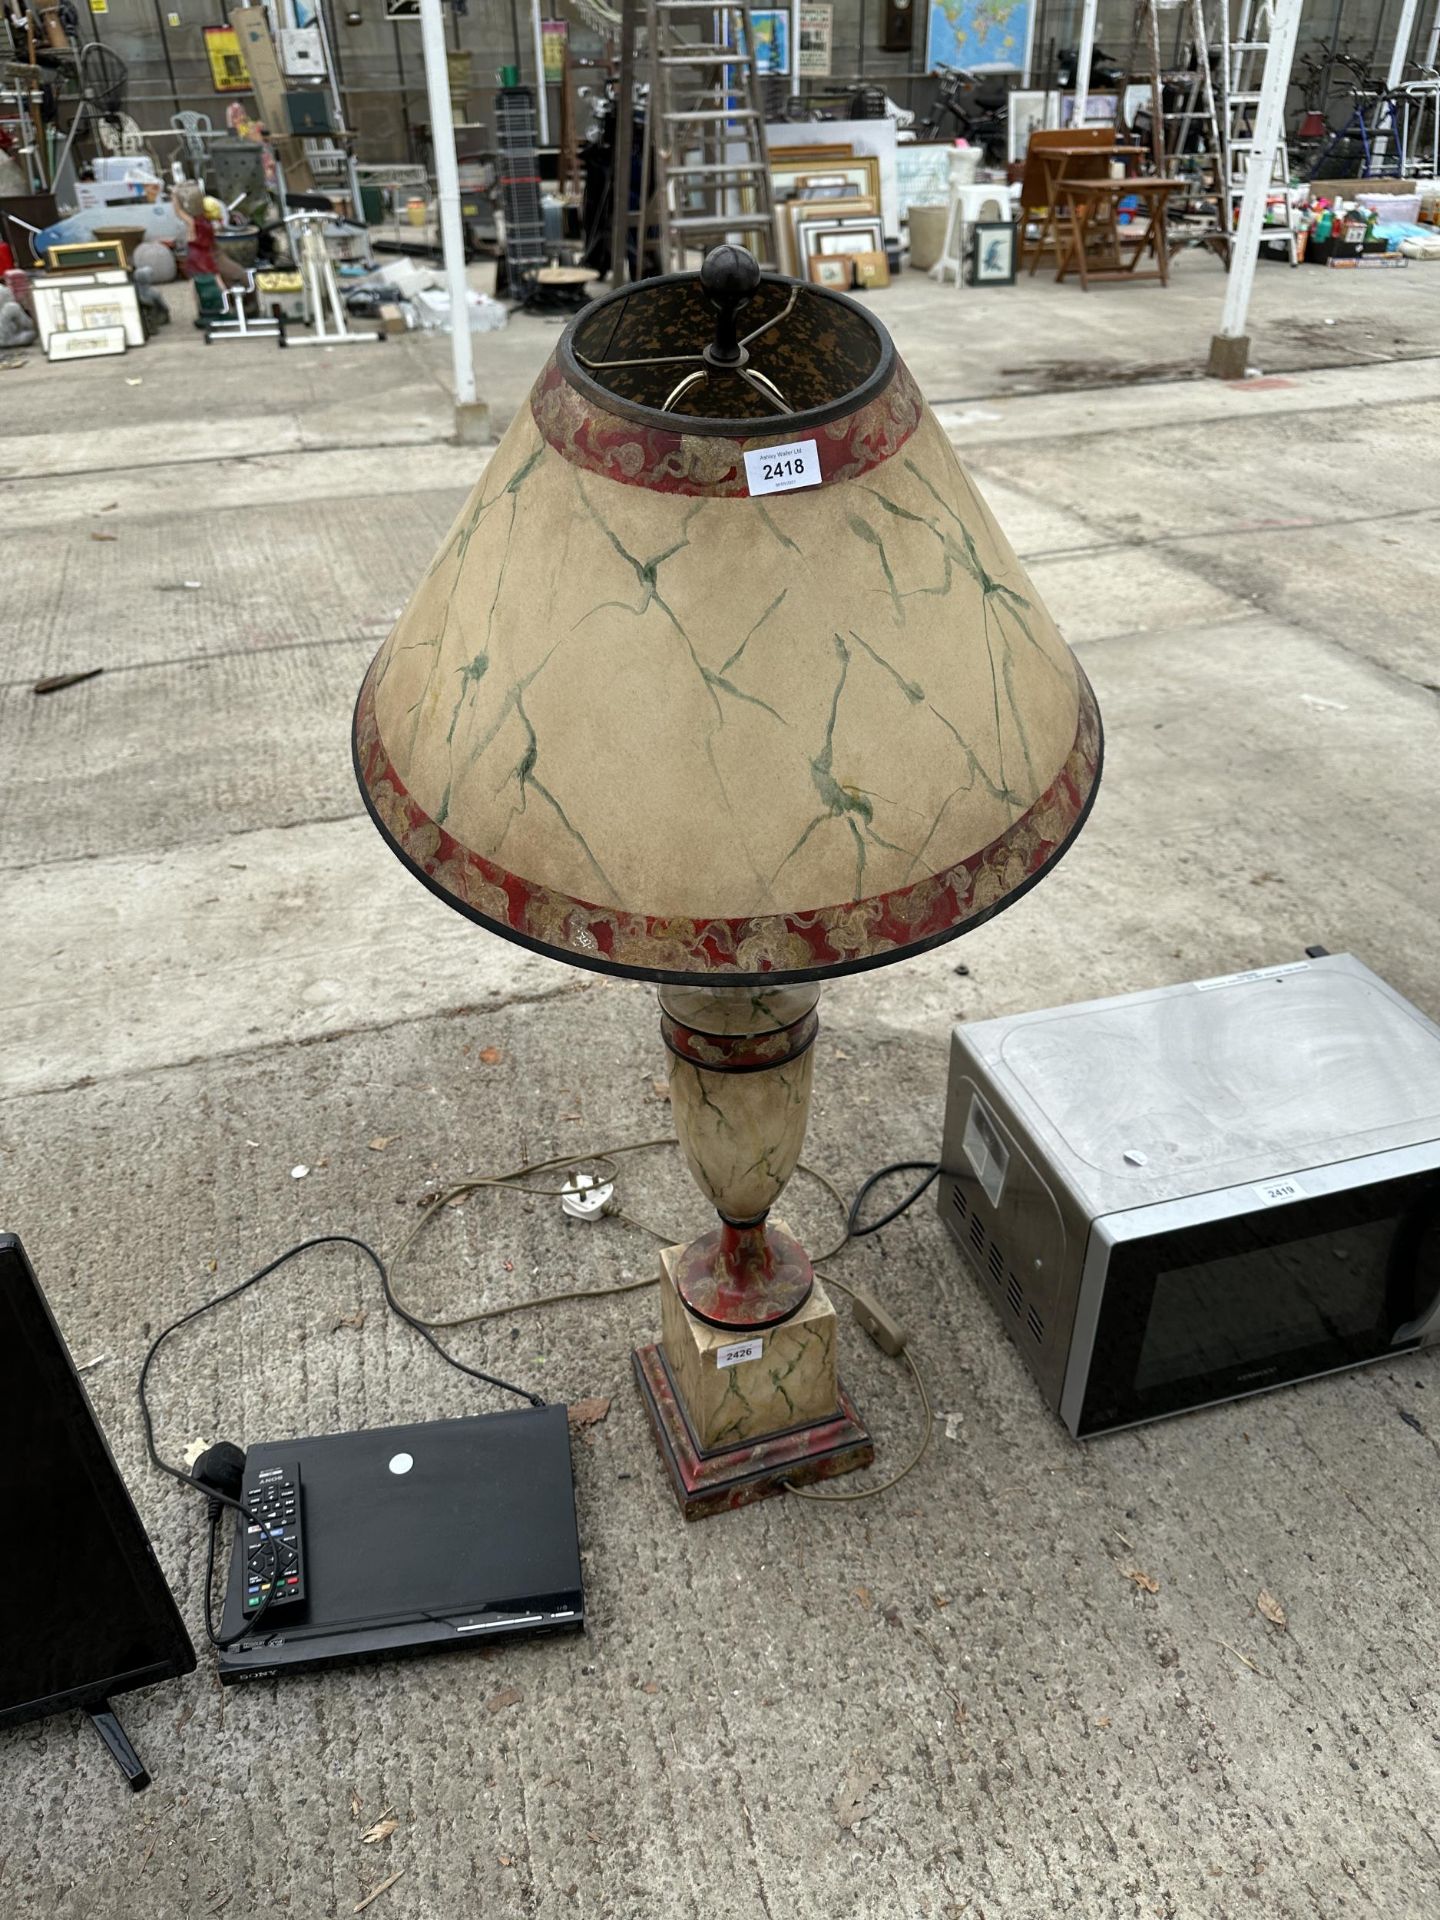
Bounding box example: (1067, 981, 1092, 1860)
(171, 111, 214, 175)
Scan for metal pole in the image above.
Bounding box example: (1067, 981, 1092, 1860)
(150, 0, 182, 128)
(1072, 0, 1099, 125)
(313, 0, 372, 258)
(1426, 0, 1440, 67)
(1387, 0, 1421, 85)
(609, 0, 637, 283)
(531, 0, 552, 143)
(1145, 0, 1165, 169)
(418, 0, 478, 413)
(1208, 0, 1303, 376)
(392, 18, 416, 158)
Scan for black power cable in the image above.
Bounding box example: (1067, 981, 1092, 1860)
(138, 1234, 543, 1648)
(845, 1161, 941, 1241)
(141, 1148, 942, 1641)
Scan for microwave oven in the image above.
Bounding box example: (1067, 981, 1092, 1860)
(938, 954, 1440, 1437)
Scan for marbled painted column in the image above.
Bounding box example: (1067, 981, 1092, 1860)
(659, 983, 821, 1331)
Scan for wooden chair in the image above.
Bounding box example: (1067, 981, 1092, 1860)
(1017, 128, 1116, 276)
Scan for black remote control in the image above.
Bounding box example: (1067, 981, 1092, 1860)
(242, 1462, 305, 1613)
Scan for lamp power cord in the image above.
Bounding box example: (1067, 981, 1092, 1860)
(139, 1143, 942, 1610)
(383, 1146, 940, 1503)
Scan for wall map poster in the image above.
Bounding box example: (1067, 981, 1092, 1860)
(925, 0, 1031, 75)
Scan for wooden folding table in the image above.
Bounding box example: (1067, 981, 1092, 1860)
(1018, 132, 1129, 277)
(1053, 175, 1185, 290)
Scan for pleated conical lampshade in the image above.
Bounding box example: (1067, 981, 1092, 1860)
(354, 260, 1102, 985)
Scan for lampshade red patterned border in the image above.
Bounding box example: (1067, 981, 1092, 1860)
(354, 273, 1103, 986)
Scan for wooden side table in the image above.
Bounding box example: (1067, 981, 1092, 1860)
(1053, 175, 1184, 289)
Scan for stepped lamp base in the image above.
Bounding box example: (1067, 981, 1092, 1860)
(632, 1342, 873, 1521)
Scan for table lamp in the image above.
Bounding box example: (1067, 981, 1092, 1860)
(354, 247, 1103, 1517)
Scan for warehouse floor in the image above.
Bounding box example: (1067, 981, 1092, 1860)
(3, 255, 1439, 1919)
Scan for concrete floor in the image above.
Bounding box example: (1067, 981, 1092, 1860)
(2, 254, 1439, 1918)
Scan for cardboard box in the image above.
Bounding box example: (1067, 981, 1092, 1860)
(377, 302, 408, 334)
(227, 6, 315, 190)
(76, 181, 156, 209)
(1309, 177, 1418, 200)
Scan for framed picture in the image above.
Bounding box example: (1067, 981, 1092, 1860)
(768, 143, 855, 169)
(47, 324, 127, 362)
(62, 289, 127, 332)
(795, 175, 858, 200)
(895, 142, 952, 212)
(59, 281, 144, 344)
(44, 239, 128, 273)
(797, 2, 833, 75)
(32, 271, 143, 348)
(750, 8, 791, 74)
(818, 223, 884, 255)
(1006, 89, 1055, 164)
(772, 151, 881, 269)
(203, 23, 252, 93)
(969, 220, 1017, 285)
(802, 156, 878, 206)
(852, 248, 891, 288)
(808, 255, 852, 289)
(784, 194, 878, 276)
(1060, 92, 1118, 127)
(794, 214, 886, 275)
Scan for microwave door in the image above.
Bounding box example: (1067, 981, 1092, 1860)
(1076, 1170, 1440, 1437)
(1389, 1186, 1440, 1345)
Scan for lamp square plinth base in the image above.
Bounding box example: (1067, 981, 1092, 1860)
(658, 1238, 839, 1451)
(632, 1342, 874, 1521)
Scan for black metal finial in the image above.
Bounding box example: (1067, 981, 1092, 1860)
(701, 244, 762, 367)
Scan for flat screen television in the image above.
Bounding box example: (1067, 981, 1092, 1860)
(0, 1232, 195, 1788)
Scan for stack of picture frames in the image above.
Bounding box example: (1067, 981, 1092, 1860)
(769, 144, 890, 291)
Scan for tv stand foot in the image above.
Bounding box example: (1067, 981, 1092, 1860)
(85, 1700, 150, 1791)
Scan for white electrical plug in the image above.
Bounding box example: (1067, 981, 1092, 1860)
(560, 1171, 615, 1221)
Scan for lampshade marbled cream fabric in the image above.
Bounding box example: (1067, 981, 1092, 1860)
(354, 275, 1102, 985)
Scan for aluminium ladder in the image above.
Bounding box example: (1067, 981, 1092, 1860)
(1159, 0, 1232, 251)
(1221, 0, 1301, 262)
(1118, 0, 1229, 255)
(636, 0, 779, 272)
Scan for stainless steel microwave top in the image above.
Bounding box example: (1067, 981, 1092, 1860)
(938, 954, 1440, 1436)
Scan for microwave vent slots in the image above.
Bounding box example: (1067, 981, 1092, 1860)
(949, 1179, 1043, 1344)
